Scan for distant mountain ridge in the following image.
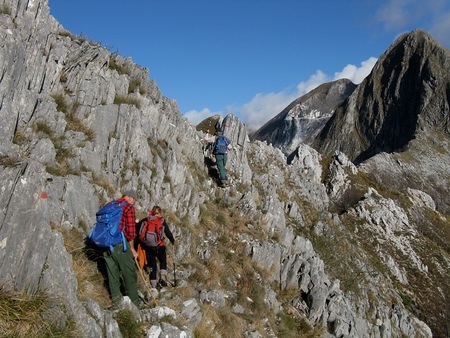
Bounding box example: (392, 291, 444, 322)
(251, 79, 356, 155)
(0, 1, 448, 336)
(253, 30, 450, 167)
(312, 30, 450, 164)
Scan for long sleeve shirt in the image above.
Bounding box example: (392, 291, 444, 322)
(136, 217, 175, 247)
(163, 219, 175, 245)
(117, 197, 136, 242)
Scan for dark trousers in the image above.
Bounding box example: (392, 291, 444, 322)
(146, 246, 167, 280)
(104, 242, 139, 306)
(215, 153, 228, 181)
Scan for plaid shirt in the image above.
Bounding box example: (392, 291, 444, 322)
(117, 197, 136, 242)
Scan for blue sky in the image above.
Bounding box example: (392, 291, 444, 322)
(49, 0, 450, 130)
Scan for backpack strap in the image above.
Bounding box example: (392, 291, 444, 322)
(139, 218, 148, 242)
(112, 201, 130, 252)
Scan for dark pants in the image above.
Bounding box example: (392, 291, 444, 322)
(146, 246, 168, 281)
(104, 242, 140, 306)
(215, 153, 228, 181)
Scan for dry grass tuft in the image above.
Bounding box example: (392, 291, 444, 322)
(0, 287, 78, 337)
(195, 304, 246, 338)
(55, 224, 112, 308)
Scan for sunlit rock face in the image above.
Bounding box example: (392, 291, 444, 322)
(0, 0, 447, 336)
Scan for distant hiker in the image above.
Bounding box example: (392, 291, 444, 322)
(210, 130, 232, 187)
(137, 206, 175, 289)
(103, 190, 141, 308)
(204, 129, 213, 140)
(203, 129, 215, 156)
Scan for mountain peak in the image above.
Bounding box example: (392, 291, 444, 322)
(251, 78, 356, 155)
(312, 29, 450, 164)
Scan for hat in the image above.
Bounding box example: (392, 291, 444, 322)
(123, 190, 138, 200)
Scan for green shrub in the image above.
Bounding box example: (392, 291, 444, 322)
(13, 129, 28, 145)
(65, 101, 95, 141)
(0, 287, 78, 337)
(114, 95, 141, 109)
(0, 155, 21, 167)
(51, 93, 69, 114)
(116, 309, 144, 338)
(34, 120, 54, 137)
(109, 56, 130, 75)
(128, 79, 141, 94)
(0, 4, 11, 15)
(59, 30, 74, 39)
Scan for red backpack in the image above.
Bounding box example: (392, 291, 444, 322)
(139, 215, 165, 248)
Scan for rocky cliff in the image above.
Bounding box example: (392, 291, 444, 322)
(313, 30, 450, 163)
(251, 79, 357, 156)
(0, 1, 448, 337)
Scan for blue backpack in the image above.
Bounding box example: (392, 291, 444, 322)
(89, 201, 128, 252)
(213, 136, 229, 155)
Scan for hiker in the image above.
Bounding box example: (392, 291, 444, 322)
(205, 130, 232, 187)
(203, 129, 215, 156)
(103, 190, 141, 308)
(137, 206, 175, 288)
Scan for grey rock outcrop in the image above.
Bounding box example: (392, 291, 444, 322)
(0, 1, 447, 337)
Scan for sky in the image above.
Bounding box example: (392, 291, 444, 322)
(48, 0, 450, 130)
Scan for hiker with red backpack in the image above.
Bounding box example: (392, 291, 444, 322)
(136, 206, 175, 288)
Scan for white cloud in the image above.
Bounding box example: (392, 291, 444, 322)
(236, 59, 377, 130)
(233, 91, 297, 131)
(333, 57, 378, 84)
(296, 70, 329, 95)
(184, 58, 377, 130)
(184, 108, 219, 126)
(228, 70, 331, 130)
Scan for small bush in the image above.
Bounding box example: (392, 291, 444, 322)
(0, 155, 21, 167)
(59, 30, 74, 39)
(51, 93, 69, 114)
(401, 293, 414, 309)
(0, 3, 11, 15)
(116, 309, 144, 338)
(66, 101, 95, 141)
(0, 287, 78, 337)
(128, 79, 141, 94)
(60, 71, 68, 83)
(91, 174, 116, 200)
(114, 95, 141, 109)
(13, 128, 28, 145)
(109, 56, 130, 75)
(34, 120, 54, 137)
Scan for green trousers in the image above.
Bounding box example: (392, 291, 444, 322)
(215, 153, 228, 181)
(104, 242, 140, 306)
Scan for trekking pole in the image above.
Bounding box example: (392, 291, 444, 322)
(170, 243, 177, 287)
(135, 259, 158, 305)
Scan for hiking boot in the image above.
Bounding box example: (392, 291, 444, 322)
(158, 279, 167, 287)
(148, 288, 159, 300)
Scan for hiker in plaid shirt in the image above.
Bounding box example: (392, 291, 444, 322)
(104, 190, 141, 308)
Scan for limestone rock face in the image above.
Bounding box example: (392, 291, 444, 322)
(252, 79, 356, 156)
(313, 30, 450, 164)
(0, 1, 447, 337)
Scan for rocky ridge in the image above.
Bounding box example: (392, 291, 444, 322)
(251, 79, 357, 156)
(0, 1, 448, 337)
